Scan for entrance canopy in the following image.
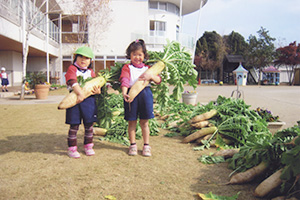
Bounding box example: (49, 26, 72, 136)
(263, 66, 280, 73)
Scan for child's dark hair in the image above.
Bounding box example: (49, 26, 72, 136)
(126, 39, 149, 60)
(73, 54, 93, 69)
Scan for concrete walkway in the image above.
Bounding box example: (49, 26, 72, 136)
(0, 94, 65, 105)
(1, 85, 299, 129)
(0, 86, 65, 105)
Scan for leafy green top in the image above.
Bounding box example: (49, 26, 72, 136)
(147, 40, 198, 112)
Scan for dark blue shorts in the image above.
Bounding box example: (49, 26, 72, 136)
(65, 96, 97, 125)
(124, 87, 154, 121)
(1, 79, 9, 86)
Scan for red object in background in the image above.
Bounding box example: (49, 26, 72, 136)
(198, 78, 201, 85)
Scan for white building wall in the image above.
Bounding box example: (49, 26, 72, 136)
(0, 51, 23, 86)
(148, 9, 180, 40)
(0, 17, 22, 42)
(61, 0, 149, 57)
(278, 66, 294, 83)
(97, 1, 149, 56)
(27, 57, 47, 72)
(11, 51, 23, 86)
(147, 9, 180, 52)
(0, 51, 13, 86)
(0, 51, 13, 71)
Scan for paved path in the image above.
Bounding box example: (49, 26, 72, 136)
(0, 95, 65, 105)
(1, 85, 299, 128)
(0, 86, 65, 105)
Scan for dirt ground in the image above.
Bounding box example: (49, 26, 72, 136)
(0, 85, 299, 200)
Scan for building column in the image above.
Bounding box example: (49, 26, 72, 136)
(46, 0, 50, 83)
(192, 0, 204, 62)
(59, 13, 63, 85)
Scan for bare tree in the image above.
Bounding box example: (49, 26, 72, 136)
(59, 0, 112, 51)
(20, 0, 111, 100)
(20, 0, 62, 100)
(82, 0, 111, 51)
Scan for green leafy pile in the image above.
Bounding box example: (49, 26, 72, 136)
(212, 96, 271, 147)
(156, 94, 299, 198)
(96, 89, 123, 129)
(165, 95, 272, 149)
(280, 135, 300, 198)
(95, 92, 159, 146)
(228, 123, 300, 172)
(227, 123, 300, 198)
(147, 40, 198, 113)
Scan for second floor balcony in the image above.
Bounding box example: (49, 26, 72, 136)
(132, 32, 195, 53)
(0, 0, 61, 44)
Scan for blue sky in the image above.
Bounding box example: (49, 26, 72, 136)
(182, 0, 300, 47)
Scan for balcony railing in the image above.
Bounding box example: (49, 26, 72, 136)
(0, 0, 60, 43)
(62, 32, 88, 44)
(132, 32, 195, 52)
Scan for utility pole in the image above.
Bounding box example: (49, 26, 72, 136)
(192, 0, 204, 62)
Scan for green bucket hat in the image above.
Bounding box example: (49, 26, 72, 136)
(75, 46, 94, 59)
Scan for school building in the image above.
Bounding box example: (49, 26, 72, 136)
(0, 0, 208, 86)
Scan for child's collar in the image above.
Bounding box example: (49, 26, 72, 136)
(74, 62, 88, 70)
(131, 62, 145, 68)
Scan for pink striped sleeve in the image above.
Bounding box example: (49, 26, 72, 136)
(119, 64, 130, 88)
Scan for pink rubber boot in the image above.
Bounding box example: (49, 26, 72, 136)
(84, 143, 95, 156)
(68, 146, 80, 158)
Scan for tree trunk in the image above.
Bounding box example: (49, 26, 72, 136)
(197, 68, 202, 84)
(290, 65, 295, 86)
(20, 33, 29, 100)
(258, 68, 262, 85)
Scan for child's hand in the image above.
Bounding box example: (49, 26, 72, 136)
(122, 93, 131, 103)
(139, 73, 161, 85)
(139, 73, 153, 82)
(76, 92, 85, 104)
(72, 84, 85, 103)
(92, 85, 101, 95)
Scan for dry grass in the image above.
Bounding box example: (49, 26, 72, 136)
(0, 90, 267, 200)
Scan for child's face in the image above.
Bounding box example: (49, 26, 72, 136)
(130, 48, 145, 66)
(76, 55, 91, 68)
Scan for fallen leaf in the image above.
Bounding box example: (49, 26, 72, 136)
(105, 195, 116, 200)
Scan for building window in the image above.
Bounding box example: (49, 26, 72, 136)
(150, 20, 166, 37)
(176, 25, 179, 40)
(158, 2, 166, 11)
(149, 2, 158, 9)
(167, 3, 179, 15)
(72, 23, 79, 32)
(149, 1, 179, 16)
(62, 15, 88, 43)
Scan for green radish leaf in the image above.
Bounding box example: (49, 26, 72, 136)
(198, 191, 240, 200)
